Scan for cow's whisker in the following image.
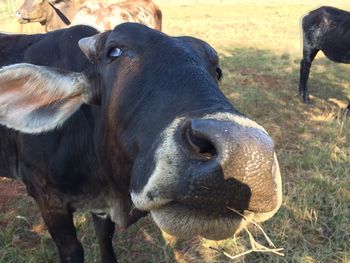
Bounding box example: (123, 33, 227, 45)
(209, 246, 255, 260)
(244, 227, 284, 256)
(226, 206, 276, 248)
(209, 227, 284, 261)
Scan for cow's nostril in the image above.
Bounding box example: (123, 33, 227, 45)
(184, 121, 217, 160)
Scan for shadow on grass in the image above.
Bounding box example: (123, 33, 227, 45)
(307, 56, 350, 105)
(219, 47, 350, 142)
(220, 47, 349, 111)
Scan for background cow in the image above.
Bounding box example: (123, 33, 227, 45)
(0, 24, 95, 70)
(15, 0, 84, 32)
(0, 23, 282, 262)
(299, 6, 350, 110)
(15, 0, 162, 32)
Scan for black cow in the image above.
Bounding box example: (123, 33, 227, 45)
(299, 6, 350, 110)
(0, 23, 282, 263)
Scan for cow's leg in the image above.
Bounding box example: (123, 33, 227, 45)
(299, 48, 319, 104)
(38, 203, 84, 263)
(91, 209, 147, 263)
(92, 213, 117, 263)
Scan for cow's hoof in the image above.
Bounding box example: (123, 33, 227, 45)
(300, 96, 311, 104)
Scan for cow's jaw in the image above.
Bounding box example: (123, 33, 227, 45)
(151, 202, 254, 240)
(131, 112, 282, 240)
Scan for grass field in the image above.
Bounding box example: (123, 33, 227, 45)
(0, 1, 350, 262)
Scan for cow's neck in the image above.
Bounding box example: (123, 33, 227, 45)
(44, 1, 82, 31)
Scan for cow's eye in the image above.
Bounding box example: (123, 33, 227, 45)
(216, 67, 223, 81)
(108, 48, 123, 58)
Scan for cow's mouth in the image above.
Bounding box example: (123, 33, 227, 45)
(17, 18, 30, 24)
(150, 201, 254, 240)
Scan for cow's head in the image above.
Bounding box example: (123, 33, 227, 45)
(0, 23, 282, 240)
(15, 0, 68, 24)
(16, 0, 50, 24)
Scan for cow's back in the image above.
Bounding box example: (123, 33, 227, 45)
(302, 6, 350, 61)
(72, 0, 162, 31)
(303, 6, 350, 30)
(114, 0, 162, 31)
(1, 26, 96, 70)
(0, 33, 42, 65)
(31, 26, 96, 70)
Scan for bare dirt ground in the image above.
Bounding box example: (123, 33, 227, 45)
(0, 178, 25, 213)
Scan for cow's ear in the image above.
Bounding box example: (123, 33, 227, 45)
(0, 63, 91, 134)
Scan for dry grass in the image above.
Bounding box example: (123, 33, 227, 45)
(0, 1, 350, 262)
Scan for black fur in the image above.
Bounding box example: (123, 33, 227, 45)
(299, 6, 350, 110)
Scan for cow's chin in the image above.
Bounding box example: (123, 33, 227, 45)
(150, 202, 252, 240)
(17, 18, 29, 24)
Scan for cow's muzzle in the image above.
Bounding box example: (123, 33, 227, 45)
(179, 118, 278, 213)
(131, 114, 282, 240)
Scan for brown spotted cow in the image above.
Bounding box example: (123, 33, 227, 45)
(73, 0, 162, 31)
(16, 0, 162, 32)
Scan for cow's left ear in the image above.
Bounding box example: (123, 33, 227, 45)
(0, 63, 91, 134)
